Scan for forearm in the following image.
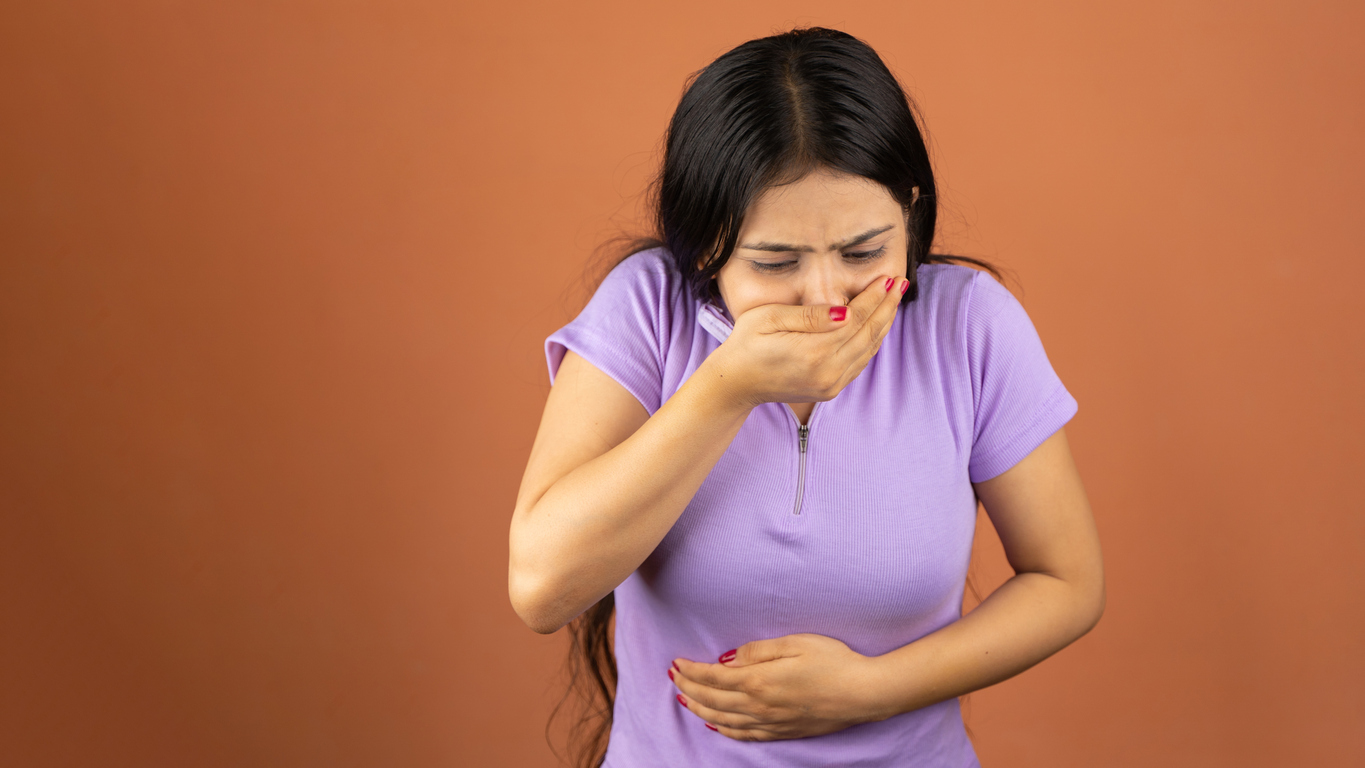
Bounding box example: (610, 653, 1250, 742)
(859, 569, 1105, 720)
(509, 357, 753, 633)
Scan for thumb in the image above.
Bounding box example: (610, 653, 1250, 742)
(757, 302, 849, 334)
(719, 636, 794, 667)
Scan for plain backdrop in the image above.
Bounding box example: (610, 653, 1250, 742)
(2, 1, 1362, 766)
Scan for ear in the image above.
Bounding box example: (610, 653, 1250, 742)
(695, 247, 720, 273)
(910, 185, 920, 205)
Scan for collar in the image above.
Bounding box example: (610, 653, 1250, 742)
(698, 302, 734, 343)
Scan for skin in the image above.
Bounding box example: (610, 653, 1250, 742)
(710, 168, 911, 424)
(508, 167, 1105, 741)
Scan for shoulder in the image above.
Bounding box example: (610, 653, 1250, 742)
(589, 247, 693, 318)
(568, 246, 699, 361)
(906, 261, 998, 327)
(896, 261, 1042, 375)
(916, 260, 1004, 300)
(546, 247, 692, 404)
(599, 246, 682, 293)
(914, 261, 1019, 324)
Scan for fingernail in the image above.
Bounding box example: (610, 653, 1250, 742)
(718, 649, 737, 664)
(671, 660, 680, 672)
(899, 279, 909, 295)
(884, 277, 894, 291)
(676, 693, 688, 707)
(705, 723, 719, 731)
(829, 306, 847, 321)
(668, 668, 675, 681)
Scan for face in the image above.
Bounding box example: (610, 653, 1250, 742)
(712, 167, 910, 319)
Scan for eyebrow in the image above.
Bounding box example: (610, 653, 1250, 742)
(739, 224, 895, 253)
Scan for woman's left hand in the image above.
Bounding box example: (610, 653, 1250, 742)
(669, 633, 889, 741)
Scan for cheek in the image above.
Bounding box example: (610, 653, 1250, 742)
(717, 273, 799, 316)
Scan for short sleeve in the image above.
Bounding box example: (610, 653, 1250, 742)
(965, 271, 1078, 482)
(544, 250, 673, 414)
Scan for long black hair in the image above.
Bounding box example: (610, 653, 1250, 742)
(550, 26, 998, 768)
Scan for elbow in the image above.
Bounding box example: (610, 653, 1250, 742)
(508, 519, 571, 634)
(521, 613, 567, 636)
(1076, 566, 1106, 636)
(508, 570, 570, 635)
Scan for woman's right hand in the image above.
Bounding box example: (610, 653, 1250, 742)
(708, 275, 908, 409)
(510, 273, 907, 633)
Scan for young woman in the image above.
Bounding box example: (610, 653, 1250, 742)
(508, 27, 1104, 768)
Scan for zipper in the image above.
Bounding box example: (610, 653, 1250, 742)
(793, 423, 810, 515)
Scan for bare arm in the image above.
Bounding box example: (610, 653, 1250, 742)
(508, 275, 907, 634)
(508, 349, 753, 633)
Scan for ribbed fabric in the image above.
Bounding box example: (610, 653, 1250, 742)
(544, 248, 1077, 767)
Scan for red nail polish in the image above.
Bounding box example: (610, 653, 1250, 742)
(705, 723, 719, 732)
(829, 306, 847, 321)
(899, 279, 909, 295)
(676, 693, 688, 707)
(671, 660, 680, 672)
(718, 649, 737, 664)
(667, 668, 675, 681)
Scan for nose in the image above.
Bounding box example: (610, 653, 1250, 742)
(800, 254, 853, 307)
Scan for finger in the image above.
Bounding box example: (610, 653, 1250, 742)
(846, 279, 900, 360)
(670, 672, 753, 717)
(672, 657, 747, 692)
(846, 272, 900, 321)
(713, 723, 780, 741)
(756, 273, 897, 335)
(674, 690, 764, 730)
(722, 636, 797, 667)
(789, 274, 894, 345)
(868, 280, 904, 352)
(834, 275, 905, 367)
(756, 301, 855, 335)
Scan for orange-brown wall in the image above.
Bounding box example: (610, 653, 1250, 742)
(2, 2, 1361, 766)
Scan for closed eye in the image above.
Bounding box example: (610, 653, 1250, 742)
(747, 246, 886, 273)
(749, 259, 798, 273)
(845, 246, 886, 262)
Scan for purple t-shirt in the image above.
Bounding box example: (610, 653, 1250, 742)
(545, 248, 1077, 767)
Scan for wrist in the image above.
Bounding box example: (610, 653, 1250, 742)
(855, 645, 934, 722)
(692, 347, 762, 414)
(814, 650, 908, 727)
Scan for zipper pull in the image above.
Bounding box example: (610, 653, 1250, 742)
(798, 424, 809, 453)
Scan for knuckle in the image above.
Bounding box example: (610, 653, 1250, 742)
(750, 703, 775, 721)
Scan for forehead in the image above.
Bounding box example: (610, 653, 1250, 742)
(741, 169, 902, 239)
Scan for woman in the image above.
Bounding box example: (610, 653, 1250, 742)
(508, 27, 1103, 768)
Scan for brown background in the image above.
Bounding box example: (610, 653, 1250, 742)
(2, 1, 1362, 766)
